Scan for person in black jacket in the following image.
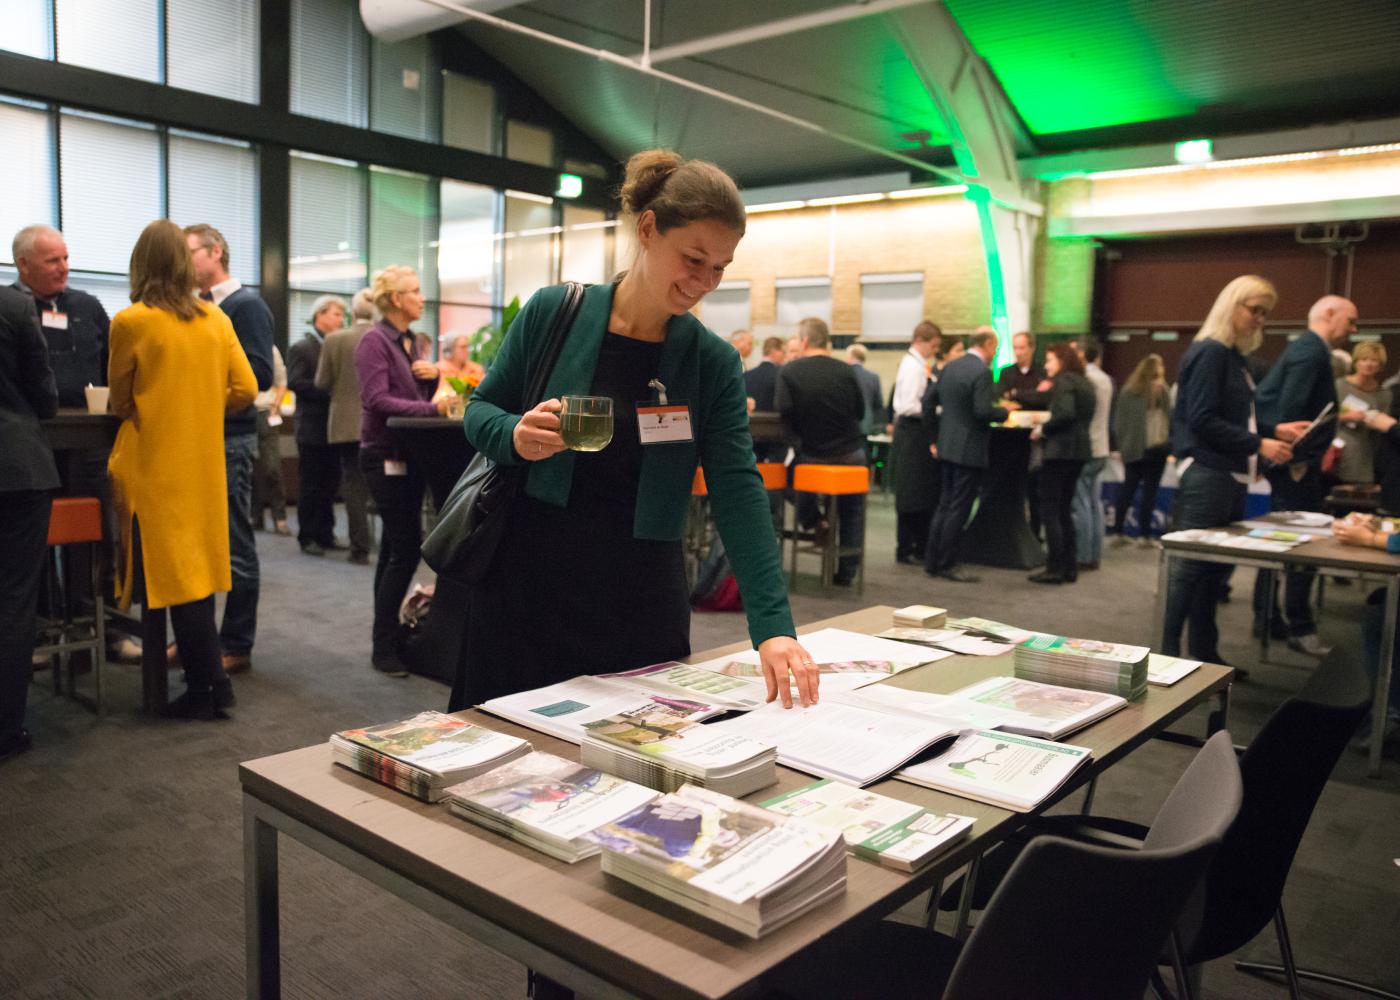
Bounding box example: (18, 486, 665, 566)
(0, 285, 60, 759)
(288, 295, 346, 556)
(1162, 275, 1309, 666)
(743, 336, 786, 462)
(1029, 342, 1095, 584)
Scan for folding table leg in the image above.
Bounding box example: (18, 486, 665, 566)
(244, 799, 281, 999)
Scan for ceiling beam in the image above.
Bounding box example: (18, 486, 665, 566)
(632, 0, 932, 66)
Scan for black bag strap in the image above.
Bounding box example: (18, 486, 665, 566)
(522, 281, 585, 411)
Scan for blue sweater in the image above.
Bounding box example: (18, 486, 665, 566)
(220, 286, 274, 437)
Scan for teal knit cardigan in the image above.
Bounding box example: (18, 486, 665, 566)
(463, 282, 796, 648)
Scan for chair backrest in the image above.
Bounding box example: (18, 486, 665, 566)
(1176, 648, 1371, 962)
(943, 731, 1242, 1000)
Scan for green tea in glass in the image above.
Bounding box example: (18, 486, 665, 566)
(560, 395, 613, 451)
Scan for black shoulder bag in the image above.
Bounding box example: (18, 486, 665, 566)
(421, 281, 585, 586)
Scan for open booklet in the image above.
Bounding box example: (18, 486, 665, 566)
(896, 730, 1093, 812)
(852, 676, 1126, 741)
(688, 627, 949, 693)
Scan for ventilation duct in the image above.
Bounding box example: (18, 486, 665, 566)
(360, 0, 528, 43)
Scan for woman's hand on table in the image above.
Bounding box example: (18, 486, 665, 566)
(513, 399, 567, 461)
(1333, 517, 1388, 550)
(757, 636, 820, 709)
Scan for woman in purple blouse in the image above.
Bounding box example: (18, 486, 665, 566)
(354, 265, 449, 676)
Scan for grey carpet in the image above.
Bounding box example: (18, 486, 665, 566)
(2, 493, 1397, 998)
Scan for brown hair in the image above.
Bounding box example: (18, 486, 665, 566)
(1124, 353, 1165, 396)
(618, 150, 746, 236)
(913, 321, 942, 344)
(130, 220, 205, 322)
(761, 335, 784, 355)
(1045, 341, 1084, 375)
(182, 222, 230, 274)
(798, 316, 830, 349)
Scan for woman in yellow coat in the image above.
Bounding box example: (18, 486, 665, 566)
(108, 220, 257, 719)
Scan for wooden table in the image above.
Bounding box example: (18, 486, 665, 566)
(239, 606, 1231, 999)
(1156, 527, 1399, 776)
(41, 407, 120, 451)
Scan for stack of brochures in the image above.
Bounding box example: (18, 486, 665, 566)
(579, 700, 778, 797)
(593, 785, 847, 938)
(1013, 633, 1149, 699)
(893, 605, 947, 628)
(897, 730, 1093, 812)
(443, 752, 660, 863)
(329, 711, 531, 802)
(761, 779, 974, 873)
(480, 676, 730, 743)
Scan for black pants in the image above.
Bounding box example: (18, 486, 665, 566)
(0, 490, 52, 741)
(360, 447, 425, 663)
(1115, 447, 1169, 538)
(130, 517, 223, 694)
(296, 441, 340, 548)
(1026, 461, 1042, 540)
(1162, 463, 1246, 660)
(925, 462, 982, 574)
(1252, 464, 1322, 636)
(1039, 459, 1083, 579)
(334, 442, 372, 557)
(897, 510, 932, 560)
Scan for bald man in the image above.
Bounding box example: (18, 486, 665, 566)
(1252, 294, 1361, 657)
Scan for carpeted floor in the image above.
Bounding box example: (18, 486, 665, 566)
(2, 493, 1397, 999)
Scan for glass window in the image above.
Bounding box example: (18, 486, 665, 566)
(442, 72, 495, 154)
(169, 131, 259, 286)
(56, 0, 160, 83)
(289, 151, 367, 293)
(369, 167, 439, 300)
(775, 278, 832, 327)
(560, 206, 611, 286)
(439, 178, 498, 341)
(66, 271, 135, 321)
(59, 111, 162, 274)
(506, 120, 554, 167)
(0, 101, 57, 262)
(859, 273, 925, 342)
(502, 192, 555, 310)
(291, 0, 368, 127)
(701, 284, 752, 340)
(168, 0, 260, 104)
(1, 0, 52, 59)
(371, 33, 441, 142)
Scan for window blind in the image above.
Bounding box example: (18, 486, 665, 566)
(0, 102, 56, 262)
(371, 33, 441, 142)
(860, 275, 925, 342)
(56, 0, 160, 83)
(59, 111, 162, 274)
(0, 0, 52, 59)
(167, 0, 259, 104)
(506, 120, 554, 167)
(290, 152, 367, 292)
(291, 0, 368, 127)
(169, 131, 259, 286)
(443, 72, 495, 155)
(369, 167, 439, 299)
(775, 281, 832, 327)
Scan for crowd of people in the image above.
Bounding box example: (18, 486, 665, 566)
(4, 163, 1399, 762)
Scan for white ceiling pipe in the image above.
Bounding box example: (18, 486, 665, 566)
(360, 0, 530, 44)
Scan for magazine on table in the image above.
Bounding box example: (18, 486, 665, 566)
(329, 711, 531, 802)
(598, 661, 768, 710)
(688, 628, 944, 684)
(480, 676, 727, 744)
(443, 751, 660, 863)
(1147, 654, 1202, 686)
(896, 730, 1093, 812)
(850, 676, 1124, 741)
(761, 778, 975, 873)
(592, 784, 847, 939)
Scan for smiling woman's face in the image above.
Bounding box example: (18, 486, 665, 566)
(635, 213, 741, 315)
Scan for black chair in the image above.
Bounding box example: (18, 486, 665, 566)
(967, 647, 1377, 1000)
(770, 731, 1242, 1000)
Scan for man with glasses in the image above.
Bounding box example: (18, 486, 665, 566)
(1253, 294, 1363, 656)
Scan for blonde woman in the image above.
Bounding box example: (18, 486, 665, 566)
(107, 220, 257, 718)
(1111, 353, 1172, 545)
(1335, 341, 1391, 484)
(1160, 276, 1309, 665)
(353, 265, 451, 677)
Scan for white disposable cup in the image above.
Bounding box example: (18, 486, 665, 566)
(85, 385, 110, 414)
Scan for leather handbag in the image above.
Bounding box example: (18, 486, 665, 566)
(421, 281, 584, 586)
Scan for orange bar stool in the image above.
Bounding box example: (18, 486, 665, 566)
(789, 464, 870, 594)
(756, 462, 787, 492)
(34, 496, 106, 716)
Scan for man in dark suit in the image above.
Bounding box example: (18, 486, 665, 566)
(185, 224, 274, 675)
(845, 343, 884, 437)
(744, 336, 787, 462)
(288, 295, 345, 557)
(0, 285, 60, 759)
(924, 330, 1010, 583)
(1252, 295, 1361, 656)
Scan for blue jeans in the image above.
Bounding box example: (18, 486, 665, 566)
(1162, 463, 1246, 660)
(221, 433, 260, 656)
(1072, 456, 1106, 564)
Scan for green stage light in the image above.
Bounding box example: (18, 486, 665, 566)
(555, 173, 583, 199)
(1174, 139, 1213, 164)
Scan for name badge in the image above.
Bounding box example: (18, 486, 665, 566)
(383, 459, 409, 476)
(42, 310, 69, 330)
(636, 403, 693, 444)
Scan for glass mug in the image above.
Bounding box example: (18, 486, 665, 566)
(559, 395, 614, 452)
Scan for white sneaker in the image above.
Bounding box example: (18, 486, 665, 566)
(1285, 634, 1332, 658)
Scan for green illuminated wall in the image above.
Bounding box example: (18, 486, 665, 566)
(1033, 181, 1095, 333)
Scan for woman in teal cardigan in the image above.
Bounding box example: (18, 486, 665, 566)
(454, 150, 817, 712)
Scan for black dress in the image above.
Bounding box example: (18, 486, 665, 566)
(453, 333, 691, 708)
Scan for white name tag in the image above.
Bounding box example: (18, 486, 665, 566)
(383, 459, 409, 476)
(636, 404, 693, 444)
(42, 310, 69, 330)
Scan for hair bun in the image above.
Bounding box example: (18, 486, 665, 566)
(619, 149, 683, 216)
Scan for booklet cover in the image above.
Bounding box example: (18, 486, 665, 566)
(581, 701, 770, 770)
(599, 661, 767, 710)
(896, 730, 1092, 812)
(1147, 654, 1202, 686)
(945, 676, 1126, 739)
(761, 779, 974, 873)
(481, 676, 725, 743)
(334, 711, 526, 774)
